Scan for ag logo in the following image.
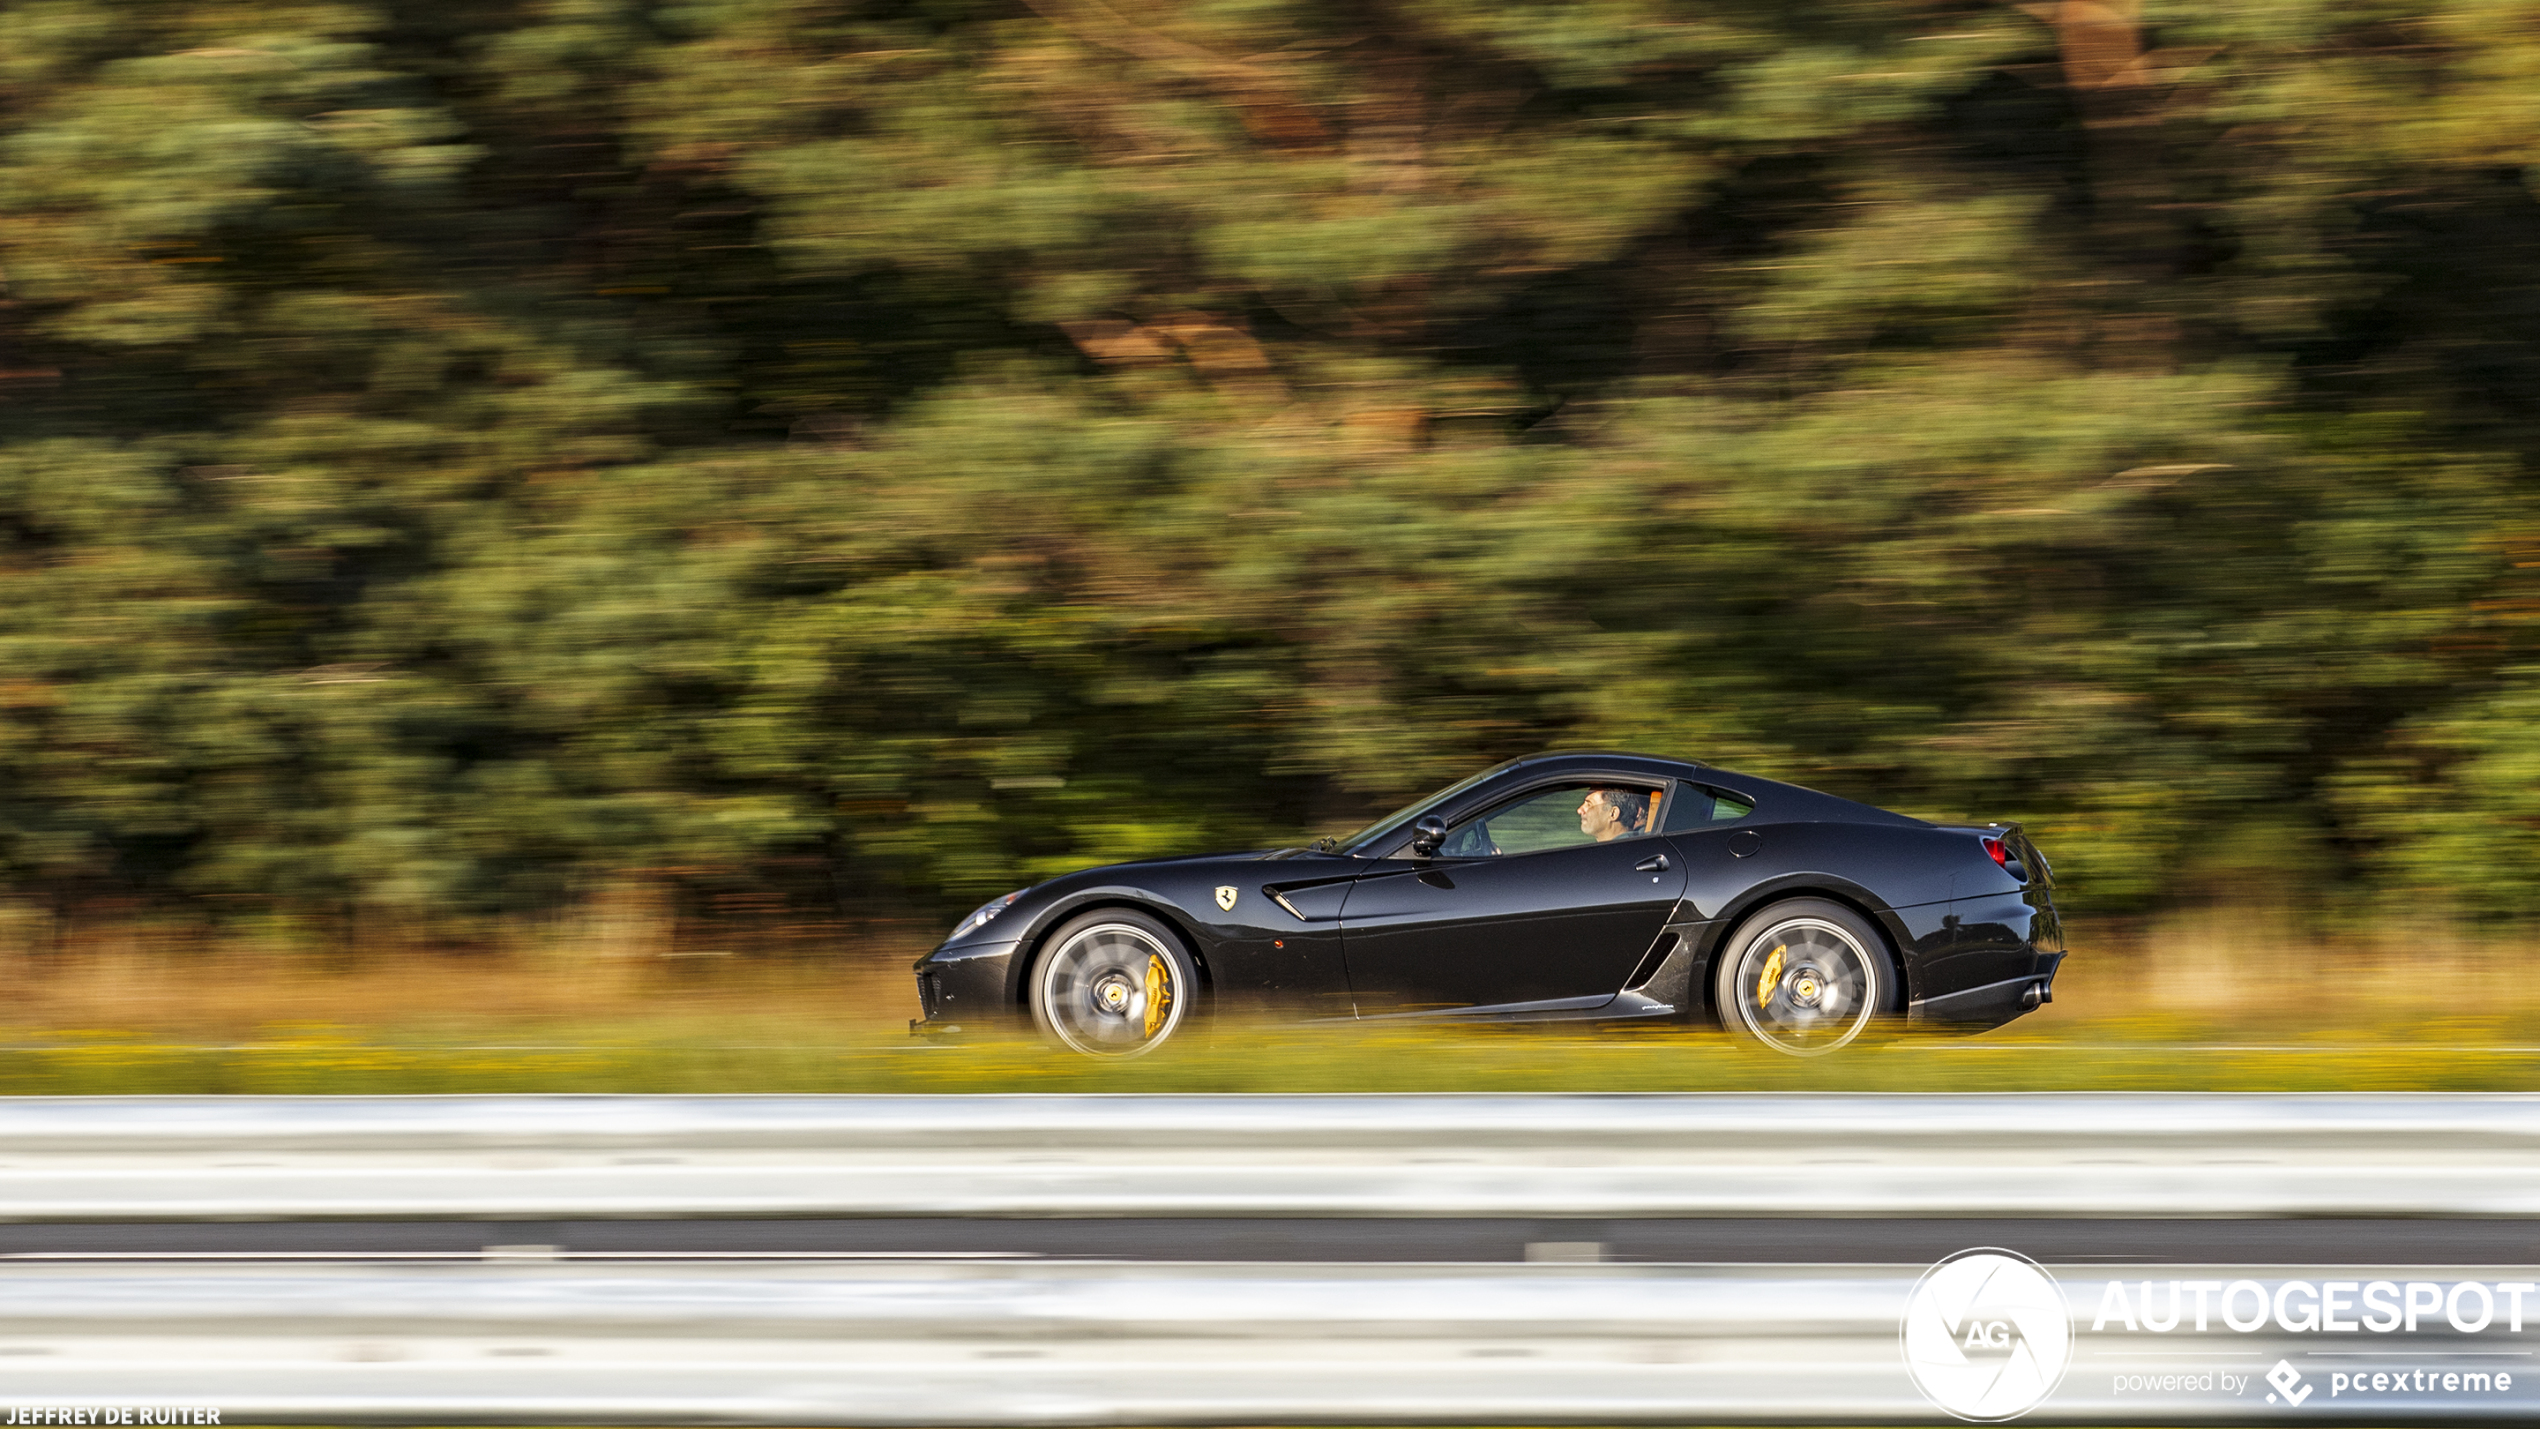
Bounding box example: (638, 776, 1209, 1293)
(1901, 1249, 2072, 1422)
(1213, 885, 1238, 912)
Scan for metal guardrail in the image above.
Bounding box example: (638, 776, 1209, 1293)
(3, 1092, 2540, 1219)
(1, 1258, 2535, 1423)
(5, 1094, 2540, 1424)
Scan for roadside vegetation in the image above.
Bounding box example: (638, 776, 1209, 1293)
(0, 911, 2529, 1095)
(7, 2, 2540, 949)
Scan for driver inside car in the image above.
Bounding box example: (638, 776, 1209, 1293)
(1577, 786, 1650, 842)
(1439, 784, 1655, 858)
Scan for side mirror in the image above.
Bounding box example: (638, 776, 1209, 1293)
(1409, 815, 1448, 858)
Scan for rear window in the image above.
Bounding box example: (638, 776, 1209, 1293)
(1663, 784, 1755, 831)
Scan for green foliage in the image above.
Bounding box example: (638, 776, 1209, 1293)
(16, 1019, 2540, 1095)
(5, 0, 2540, 923)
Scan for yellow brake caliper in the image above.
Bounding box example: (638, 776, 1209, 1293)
(1756, 945, 1786, 1010)
(1142, 954, 1173, 1039)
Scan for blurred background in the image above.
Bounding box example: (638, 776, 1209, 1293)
(4, 0, 2540, 1055)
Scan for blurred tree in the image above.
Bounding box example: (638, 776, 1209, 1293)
(2, 0, 2539, 930)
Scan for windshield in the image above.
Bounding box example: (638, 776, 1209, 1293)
(1325, 762, 1517, 854)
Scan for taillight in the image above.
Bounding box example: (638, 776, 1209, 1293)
(1981, 835, 2010, 867)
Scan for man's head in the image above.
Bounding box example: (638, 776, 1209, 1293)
(1577, 787, 1650, 842)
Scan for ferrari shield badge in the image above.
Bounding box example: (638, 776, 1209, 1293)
(1214, 885, 1238, 912)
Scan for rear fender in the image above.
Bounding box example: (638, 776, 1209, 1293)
(1686, 876, 1912, 1017)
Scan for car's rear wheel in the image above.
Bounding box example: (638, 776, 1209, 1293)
(1029, 909, 1198, 1058)
(1713, 898, 1892, 1056)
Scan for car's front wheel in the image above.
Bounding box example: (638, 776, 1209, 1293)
(1712, 897, 1893, 1056)
(1028, 909, 1198, 1058)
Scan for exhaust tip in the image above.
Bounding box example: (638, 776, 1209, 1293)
(2019, 983, 2044, 1011)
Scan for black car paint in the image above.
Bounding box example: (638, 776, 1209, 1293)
(1340, 835, 1686, 1013)
(910, 752, 2064, 1036)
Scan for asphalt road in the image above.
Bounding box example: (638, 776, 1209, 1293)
(5, 1216, 2537, 1264)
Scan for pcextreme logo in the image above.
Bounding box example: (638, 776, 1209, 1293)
(1901, 1249, 2074, 1422)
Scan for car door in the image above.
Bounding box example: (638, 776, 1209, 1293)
(1338, 781, 1688, 1014)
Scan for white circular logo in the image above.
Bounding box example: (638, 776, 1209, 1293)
(1901, 1249, 2072, 1422)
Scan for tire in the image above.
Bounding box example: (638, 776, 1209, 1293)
(1711, 897, 1894, 1056)
(1028, 909, 1200, 1058)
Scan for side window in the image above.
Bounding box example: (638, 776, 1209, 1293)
(1440, 783, 1661, 857)
(1662, 784, 1756, 832)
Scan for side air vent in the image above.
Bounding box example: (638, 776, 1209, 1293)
(1623, 932, 1681, 992)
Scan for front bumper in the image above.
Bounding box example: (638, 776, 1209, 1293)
(908, 938, 1021, 1040)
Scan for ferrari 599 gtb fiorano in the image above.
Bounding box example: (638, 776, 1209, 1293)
(910, 751, 2064, 1058)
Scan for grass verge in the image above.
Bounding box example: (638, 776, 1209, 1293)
(2, 1015, 2538, 1095)
(0, 908, 2531, 1094)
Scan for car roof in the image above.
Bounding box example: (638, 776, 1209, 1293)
(1487, 750, 1705, 780)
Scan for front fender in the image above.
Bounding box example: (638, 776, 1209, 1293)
(995, 885, 1213, 1004)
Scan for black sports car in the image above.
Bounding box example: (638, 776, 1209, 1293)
(910, 751, 2064, 1057)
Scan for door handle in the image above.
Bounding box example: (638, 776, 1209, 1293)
(1634, 853, 1669, 872)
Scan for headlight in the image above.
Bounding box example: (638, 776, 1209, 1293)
(953, 890, 1024, 939)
